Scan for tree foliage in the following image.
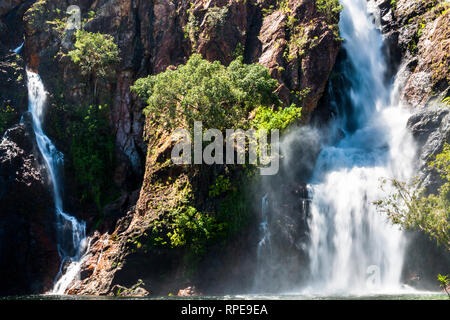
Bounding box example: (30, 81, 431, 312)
(131, 54, 280, 132)
(316, 0, 343, 25)
(252, 104, 302, 132)
(68, 30, 120, 94)
(438, 274, 450, 297)
(375, 143, 450, 249)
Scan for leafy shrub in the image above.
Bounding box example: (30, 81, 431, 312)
(438, 274, 450, 297)
(131, 54, 280, 133)
(68, 30, 120, 95)
(148, 203, 226, 257)
(252, 104, 302, 132)
(375, 143, 450, 249)
(168, 206, 225, 255)
(209, 175, 232, 197)
(316, 0, 343, 25)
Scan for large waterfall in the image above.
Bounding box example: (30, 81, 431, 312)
(253, 0, 418, 295)
(305, 0, 417, 294)
(26, 71, 87, 294)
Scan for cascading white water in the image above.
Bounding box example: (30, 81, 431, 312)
(305, 0, 417, 294)
(26, 70, 87, 294)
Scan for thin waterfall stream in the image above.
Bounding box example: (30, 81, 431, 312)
(26, 70, 87, 294)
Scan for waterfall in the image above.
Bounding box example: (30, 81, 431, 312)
(26, 70, 87, 294)
(253, 194, 272, 292)
(305, 0, 416, 294)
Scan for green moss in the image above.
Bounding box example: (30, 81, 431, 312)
(184, 4, 199, 47)
(216, 183, 252, 238)
(46, 17, 67, 33)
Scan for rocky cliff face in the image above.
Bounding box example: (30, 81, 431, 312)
(0, 0, 28, 136)
(366, 0, 449, 188)
(374, 0, 449, 106)
(20, 0, 340, 181)
(1, 0, 340, 295)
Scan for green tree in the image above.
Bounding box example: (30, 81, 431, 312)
(68, 30, 120, 97)
(131, 54, 280, 133)
(375, 143, 450, 249)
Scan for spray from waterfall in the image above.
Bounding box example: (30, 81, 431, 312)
(26, 70, 87, 294)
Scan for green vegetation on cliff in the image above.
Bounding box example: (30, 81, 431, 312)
(54, 31, 121, 213)
(316, 0, 343, 25)
(0, 105, 16, 134)
(68, 30, 120, 97)
(130, 54, 302, 272)
(132, 54, 280, 133)
(253, 104, 303, 132)
(375, 143, 450, 249)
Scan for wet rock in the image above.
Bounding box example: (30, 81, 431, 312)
(0, 47, 27, 135)
(177, 286, 200, 297)
(0, 119, 59, 295)
(0, 0, 26, 17)
(100, 190, 140, 234)
(407, 105, 450, 194)
(110, 279, 150, 297)
(373, 0, 450, 107)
